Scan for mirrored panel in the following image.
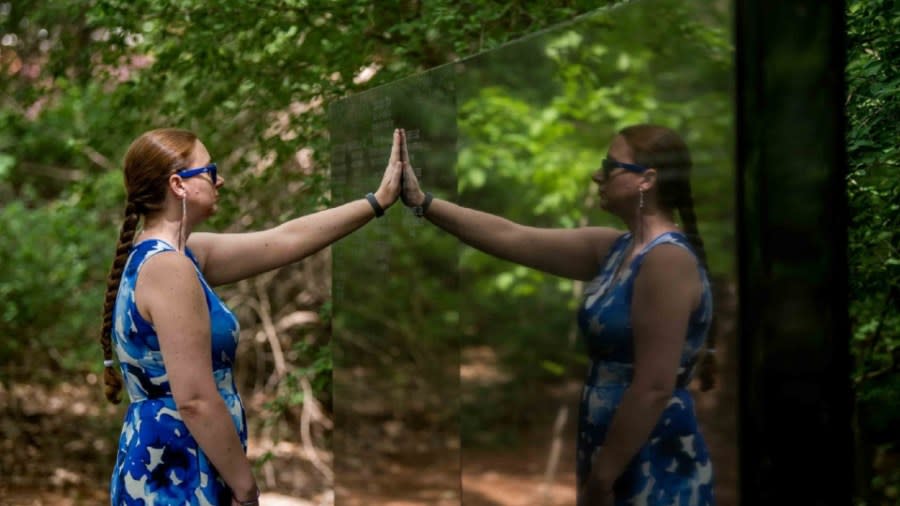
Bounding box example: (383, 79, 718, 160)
(453, 2, 736, 505)
(330, 0, 736, 504)
(329, 66, 461, 505)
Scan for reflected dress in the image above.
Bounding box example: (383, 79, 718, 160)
(576, 231, 715, 505)
(109, 239, 247, 505)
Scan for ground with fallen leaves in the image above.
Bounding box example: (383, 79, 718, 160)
(1, 330, 737, 506)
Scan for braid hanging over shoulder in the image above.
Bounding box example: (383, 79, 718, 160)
(99, 201, 140, 404)
(676, 181, 717, 392)
(619, 124, 718, 392)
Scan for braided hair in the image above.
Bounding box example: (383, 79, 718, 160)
(100, 128, 198, 403)
(619, 124, 717, 391)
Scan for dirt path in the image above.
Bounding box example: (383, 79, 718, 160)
(459, 359, 738, 506)
(1, 317, 738, 506)
(0, 379, 330, 506)
(335, 328, 738, 506)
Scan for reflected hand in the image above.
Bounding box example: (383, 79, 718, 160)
(374, 129, 404, 210)
(398, 129, 426, 207)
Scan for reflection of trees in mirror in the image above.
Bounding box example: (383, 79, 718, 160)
(452, 1, 735, 504)
(454, 0, 733, 432)
(328, 67, 464, 504)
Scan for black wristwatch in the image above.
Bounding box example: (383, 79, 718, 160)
(413, 192, 433, 218)
(365, 192, 384, 218)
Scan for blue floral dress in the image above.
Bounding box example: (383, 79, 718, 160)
(109, 239, 246, 505)
(576, 231, 715, 505)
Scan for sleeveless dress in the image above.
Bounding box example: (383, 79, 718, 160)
(109, 239, 247, 505)
(576, 231, 715, 505)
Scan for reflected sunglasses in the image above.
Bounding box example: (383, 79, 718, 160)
(177, 163, 218, 184)
(600, 158, 648, 179)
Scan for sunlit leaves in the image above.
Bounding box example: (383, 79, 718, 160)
(846, 0, 900, 499)
(457, 0, 733, 308)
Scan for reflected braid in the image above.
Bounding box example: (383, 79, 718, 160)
(677, 182, 717, 392)
(677, 181, 708, 270)
(100, 201, 140, 404)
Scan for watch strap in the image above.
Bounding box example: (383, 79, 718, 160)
(414, 192, 433, 218)
(366, 192, 384, 218)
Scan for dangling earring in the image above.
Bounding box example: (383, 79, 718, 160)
(179, 196, 187, 252)
(638, 188, 645, 243)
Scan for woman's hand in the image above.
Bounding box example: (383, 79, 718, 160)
(577, 476, 615, 506)
(373, 129, 404, 210)
(398, 129, 426, 207)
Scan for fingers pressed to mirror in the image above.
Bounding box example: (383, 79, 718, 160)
(389, 128, 401, 166)
(399, 128, 408, 164)
(405, 129, 412, 165)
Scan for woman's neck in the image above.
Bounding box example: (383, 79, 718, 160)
(623, 208, 679, 250)
(138, 211, 192, 251)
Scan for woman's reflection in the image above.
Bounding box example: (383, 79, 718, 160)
(398, 124, 716, 505)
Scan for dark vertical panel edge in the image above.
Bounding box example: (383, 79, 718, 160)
(734, 0, 760, 502)
(736, 0, 851, 503)
(830, 2, 854, 504)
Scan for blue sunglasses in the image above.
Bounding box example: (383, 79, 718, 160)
(600, 157, 648, 179)
(177, 163, 217, 184)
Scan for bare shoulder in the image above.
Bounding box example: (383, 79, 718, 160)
(133, 251, 205, 324)
(637, 243, 699, 285)
(141, 250, 197, 276)
(185, 232, 216, 270)
(137, 251, 203, 300)
(580, 226, 627, 259)
(580, 226, 626, 241)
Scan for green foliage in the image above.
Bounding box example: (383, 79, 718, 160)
(454, 1, 732, 438)
(847, 0, 900, 502)
(0, 171, 123, 379)
(0, 0, 612, 371)
(1, 0, 617, 474)
(2, 0, 895, 499)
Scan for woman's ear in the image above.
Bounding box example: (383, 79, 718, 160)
(640, 168, 658, 192)
(168, 173, 187, 199)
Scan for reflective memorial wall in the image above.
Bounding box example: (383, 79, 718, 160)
(329, 0, 737, 503)
(330, 66, 461, 505)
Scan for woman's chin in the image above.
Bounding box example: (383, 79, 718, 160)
(203, 203, 218, 219)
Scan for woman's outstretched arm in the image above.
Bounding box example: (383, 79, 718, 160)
(188, 129, 404, 286)
(399, 130, 622, 281)
(423, 197, 622, 281)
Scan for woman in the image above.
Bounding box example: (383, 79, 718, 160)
(100, 128, 404, 505)
(398, 125, 716, 505)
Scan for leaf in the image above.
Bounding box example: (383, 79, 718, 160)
(0, 153, 14, 179)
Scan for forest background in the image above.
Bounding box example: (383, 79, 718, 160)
(0, 0, 896, 505)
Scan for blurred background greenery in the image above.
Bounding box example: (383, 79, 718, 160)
(0, 0, 896, 504)
(0, 1, 619, 503)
